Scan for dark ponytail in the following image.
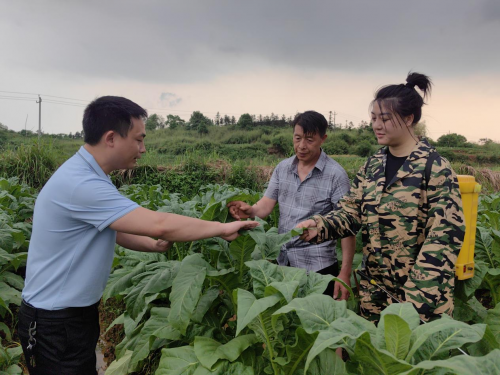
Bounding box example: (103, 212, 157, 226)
(373, 72, 432, 125)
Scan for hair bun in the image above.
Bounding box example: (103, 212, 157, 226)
(405, 72, 432, 99)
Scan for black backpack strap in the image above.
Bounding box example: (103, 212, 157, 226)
(424, 151, 439, 189)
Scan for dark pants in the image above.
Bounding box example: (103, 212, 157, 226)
(317, 262, 339, 297)
(18, 300, 100, 375)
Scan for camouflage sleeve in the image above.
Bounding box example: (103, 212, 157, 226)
(311, 163, 365, 243)
(402, 159, 465, 321)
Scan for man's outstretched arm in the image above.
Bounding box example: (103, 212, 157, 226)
(110, 207, 258, 242)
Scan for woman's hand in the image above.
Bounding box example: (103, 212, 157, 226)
(295, 219, 318, 242)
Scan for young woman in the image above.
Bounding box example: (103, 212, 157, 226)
(297, 73, 465, 322)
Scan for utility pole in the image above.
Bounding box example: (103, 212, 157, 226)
(24, 114, 28, 136)
(36, 95, 42, 142)
(333, 111, 337, 130)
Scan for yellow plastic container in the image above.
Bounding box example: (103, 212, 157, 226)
(455, 175, 482, 280)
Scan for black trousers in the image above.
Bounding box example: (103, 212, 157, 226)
(18, 300, 100, 375)
(317, 262, 339, 297)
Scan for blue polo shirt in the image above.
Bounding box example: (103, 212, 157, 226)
(22, 146, 139, 310)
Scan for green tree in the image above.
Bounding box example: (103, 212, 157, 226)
(146, 113, 164, 131)
(166, 114, 185, 130)
(437, 133, 467, 147)
(188, 111, 211, 131)
(197, 122, 209, 136)
(237, 113, 253, 130)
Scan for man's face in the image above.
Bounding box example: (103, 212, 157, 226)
(293, 125, 326, 163)
(114, 117, 146, 169)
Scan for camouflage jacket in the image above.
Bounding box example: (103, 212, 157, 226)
(312, 139, 465, 320)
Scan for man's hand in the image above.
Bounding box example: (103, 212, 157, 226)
(220, 220, 259, 241)
(333, 270, 351, 300)
(296, 219, 318, 242)
(152, 239, 173, 253)
(227, 201, 254, 220)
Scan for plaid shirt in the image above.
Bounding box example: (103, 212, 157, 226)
(264, 150, 351, 272)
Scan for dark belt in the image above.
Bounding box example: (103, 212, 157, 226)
(21, 300, 99, 319)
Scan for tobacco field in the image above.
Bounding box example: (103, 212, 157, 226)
(1, 178, 500, 374)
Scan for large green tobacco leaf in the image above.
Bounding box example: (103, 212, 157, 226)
(264, 281, 300, 303)
(273, 294, 348, 334)
(245, 259, 306, 298)
(305, 314, 375, 371)
(193, 335, 258, 370)
(375, 303, 420, 351)
(192, 360, 254, 375)
(0, 272, 24, 290)
(481, 268, 500, 307)
(248, 226, 303, 260)
(406, 317, 486, 363)
(127, 308, 181, 371)
(0, 282, 21, 307)
(199, 200, 223, 221)
(346, 332, 413, 375)
(103, 261, 150, 302)
(299, 271, 336, 297)
(105, 350, 133, 375)
(0, 223, 15, 252)
(274, 327, 318, 375)
(384, 315, 412, 360)
(191, 287, 220, 324)
(125, 261, 180, 320)
(169, 254, 208, 335)
(454, 296, 488, 323)
(307, 348, 347, 375)
(229, 235, 256, 280)
(235, 289, 282, 336)
(155, 346, 200, 375)
(455, 261, 488, 303)
(484, 302, 500, 345)
(401, 348, 500, 375)
(475, 226, 500, 269)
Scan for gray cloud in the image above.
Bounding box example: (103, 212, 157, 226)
(160, 92, 182, 107)
(1, 0, 499, 84)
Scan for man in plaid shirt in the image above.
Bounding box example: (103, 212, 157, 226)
(228, 111, 355, 299)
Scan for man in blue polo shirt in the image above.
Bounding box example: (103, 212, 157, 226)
(19, 96, 258, 374)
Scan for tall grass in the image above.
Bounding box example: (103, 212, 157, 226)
(0, 141, 60, 189)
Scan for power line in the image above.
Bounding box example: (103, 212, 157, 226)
(0, 96, 36, 102)
(0, 90, 38, 97)
(0, 90, 90, 103)
(44, 100, 86, 107)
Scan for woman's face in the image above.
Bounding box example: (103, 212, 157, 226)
(371, 101, 412, 146)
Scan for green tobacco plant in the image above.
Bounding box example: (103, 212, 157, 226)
(102, 186, 500, 374)
(0, 178, 33, 319)
(455, 192, 500, 322)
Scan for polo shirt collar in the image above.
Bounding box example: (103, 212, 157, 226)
(290, 149, 327, 173)
(77, 146, 109, 179)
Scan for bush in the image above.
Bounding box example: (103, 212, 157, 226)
(323, 138, 349, 155)
(270, 134, 293, 156)
(355, 141, 373, 157)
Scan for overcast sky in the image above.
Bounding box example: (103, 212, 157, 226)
(1, 0, 499, 142)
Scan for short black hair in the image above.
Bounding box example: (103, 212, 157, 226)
(83, 96, 147, 145)
(292, 111, 328, 137)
